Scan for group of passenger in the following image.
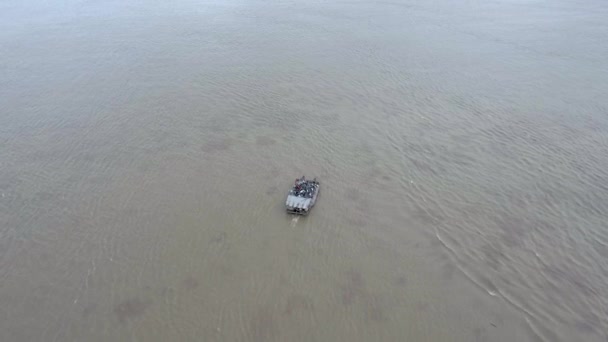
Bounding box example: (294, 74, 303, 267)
(293, 177, 315, 198)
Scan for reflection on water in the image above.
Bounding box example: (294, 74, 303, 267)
(2, 0, 608, 341)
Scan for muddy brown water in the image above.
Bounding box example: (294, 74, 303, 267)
(2, 0, 608, 341)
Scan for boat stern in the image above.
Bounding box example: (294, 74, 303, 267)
(286, 195, 312, 215)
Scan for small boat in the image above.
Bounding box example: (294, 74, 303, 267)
(285, 176, 319, 215)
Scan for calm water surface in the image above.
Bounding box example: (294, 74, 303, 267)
(2, 0, 608, 341)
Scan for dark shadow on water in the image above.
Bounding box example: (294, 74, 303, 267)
(114, 298, 150, 323)
(210, 232, 226, 244)
(345, 187, 362, 202)
(201, 139, 232, 153)
(250, 306, 276, 342)
(82, 303, 97, 318)
(339, 270, 388, 322)
(284, 294, 314, 315)
(266, 186, 278, 196)
(255, 136, 276, 146)
(347, 217, 367, 228)
(340, 269, 365, 306)
(181, 276, 200, 291)
(394, 275, 407, 287)
(365, 294, 387, 322)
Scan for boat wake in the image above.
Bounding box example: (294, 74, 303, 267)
(290, 216, 299, 227)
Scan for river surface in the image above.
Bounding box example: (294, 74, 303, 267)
(2, 0, 608, 341)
